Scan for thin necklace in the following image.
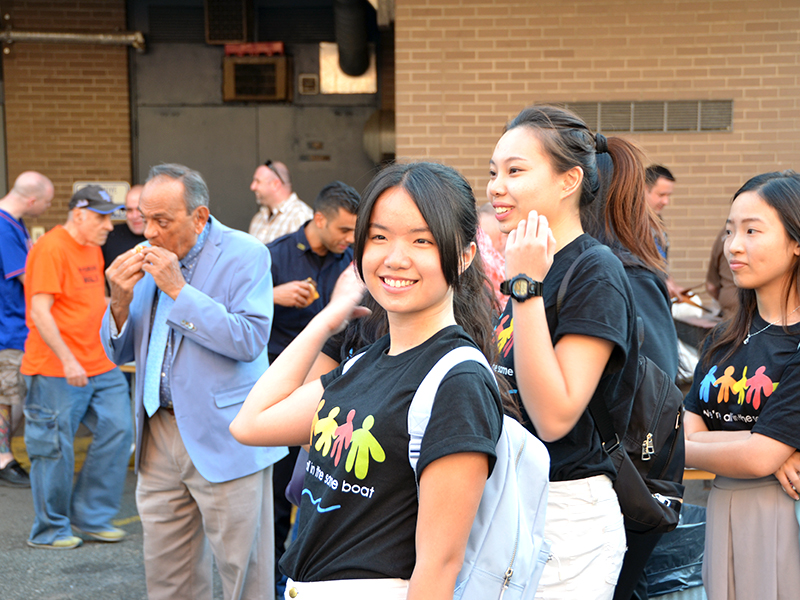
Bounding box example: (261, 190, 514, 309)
(743, 304, 800, 344)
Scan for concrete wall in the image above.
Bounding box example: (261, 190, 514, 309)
(132, 41, 379, 232)
(2, 0, 131, 230)
(394, 0, 800, 291)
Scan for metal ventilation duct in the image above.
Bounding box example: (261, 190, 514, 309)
(334, 0, 369, 77)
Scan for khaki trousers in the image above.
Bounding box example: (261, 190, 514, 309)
(136, 409, 274, 600)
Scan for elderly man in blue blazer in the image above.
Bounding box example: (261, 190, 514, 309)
(102, 163, 286, 600)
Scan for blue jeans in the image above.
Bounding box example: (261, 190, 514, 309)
(24, 369, 132, 544)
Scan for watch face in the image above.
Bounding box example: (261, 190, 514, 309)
(512, 278, 530, 298)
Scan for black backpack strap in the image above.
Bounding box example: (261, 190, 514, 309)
(556, 243, 621, 455)
(556, 244, 613, 313)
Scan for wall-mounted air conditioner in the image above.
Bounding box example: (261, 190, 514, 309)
(222, 56, 292, 102)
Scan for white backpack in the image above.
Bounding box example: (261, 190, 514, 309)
(406, 347, 552, 600)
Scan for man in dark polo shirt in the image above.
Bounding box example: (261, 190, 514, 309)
(265, 180, 359, 595)
(266, 180, 360, 361)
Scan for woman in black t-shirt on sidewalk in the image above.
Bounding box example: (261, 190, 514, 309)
(488, 105, 659, 599)
(684, 171, 800, 600)
(231, 162, 504, 600)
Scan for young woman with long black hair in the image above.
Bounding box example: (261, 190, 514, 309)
(488, 105, 652, 599)
(684, 171, 800, 600)
(231, 162, 504, 600)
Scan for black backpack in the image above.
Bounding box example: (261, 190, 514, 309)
(558, 245, 685, 534)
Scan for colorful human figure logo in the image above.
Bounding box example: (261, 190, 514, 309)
(731, 366, 748, 405)
(700, 363, 780, 411)
(314, 406, 341, 457)
(714, 365, 737, 403)
(310, 403, 385, 480)
(745, 366, 774, 410)
(699, 366, 718, 403)
(331, 409, 356, 467)
(345, 415, 386, 480)
(495, 315, 514, 358)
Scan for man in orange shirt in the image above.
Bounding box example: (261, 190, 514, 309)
(22, 185, 133, 550)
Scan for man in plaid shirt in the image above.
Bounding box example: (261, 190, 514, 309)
(248, 160, 312, 244)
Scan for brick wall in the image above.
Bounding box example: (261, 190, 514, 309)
(3, 0, 131, 230)
(395, 0, 800, 295)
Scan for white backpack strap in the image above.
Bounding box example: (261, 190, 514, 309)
(407, 346, 496, 474)
(341, 351, 365, 375)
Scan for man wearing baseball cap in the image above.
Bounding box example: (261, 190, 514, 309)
(21, 184, 133, 550)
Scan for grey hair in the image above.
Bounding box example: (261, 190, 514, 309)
(146, 163, 209, 212)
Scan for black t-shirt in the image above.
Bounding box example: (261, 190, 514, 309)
(280, 325, 503, 582)
(492, 234, 638, 482)
(685, 317, 800, 450)
(624, 264, 679, 381)
(101, 223, 146, 270)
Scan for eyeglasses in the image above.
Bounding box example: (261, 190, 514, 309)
(264, 160, 284, 185)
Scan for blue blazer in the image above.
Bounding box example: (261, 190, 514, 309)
(101, 217, 287, 483)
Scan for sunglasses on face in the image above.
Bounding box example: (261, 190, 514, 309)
(264, 160, 284, 185)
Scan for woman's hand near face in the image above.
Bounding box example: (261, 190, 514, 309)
(317, 263, 371, 336)
(504, 210, 556, 281)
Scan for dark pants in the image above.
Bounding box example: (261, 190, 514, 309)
(613, 529, 662, 600)
(273, 446, 300, 588)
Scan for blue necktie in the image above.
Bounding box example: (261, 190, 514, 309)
(143, 291, 174, 417)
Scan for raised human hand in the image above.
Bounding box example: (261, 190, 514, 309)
(141, 246, 186, 300)
(504, 210, 556, 282)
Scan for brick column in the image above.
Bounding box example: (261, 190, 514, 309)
(2, 0, 131, 230)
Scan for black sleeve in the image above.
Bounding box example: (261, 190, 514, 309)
(752, 357, 800, 449)
(417, 365, 503, 479)
(555, 255, 631, 375)
(322, 330, 346, 363)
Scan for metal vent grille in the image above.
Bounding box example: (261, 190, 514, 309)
(257, 8, 336, 44)
(206, 0, 249, 44)
(601, 102, 632, 132)
(235, 63, 277, 96)
(632, 102, 664, 132)
(667, 101, 698, 131)
(700, 101, 733, 131)
(148, 6, 205, 44)
(223, 56, 291, 102)
(565, 100, 733, 133)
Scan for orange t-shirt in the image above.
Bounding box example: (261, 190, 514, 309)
(21, 225, 115, 377)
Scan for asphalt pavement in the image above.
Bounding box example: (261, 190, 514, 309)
(0, 456, 224, 599)
(1, 436, 709, 600)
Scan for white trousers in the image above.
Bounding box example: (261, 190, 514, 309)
(536, 474, 626, 600)
(284, 577, 409, 599)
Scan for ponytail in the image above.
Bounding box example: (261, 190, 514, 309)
(604, 137, 666, 273)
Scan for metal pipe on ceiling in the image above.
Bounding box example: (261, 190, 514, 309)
(0, 28, 145, 53)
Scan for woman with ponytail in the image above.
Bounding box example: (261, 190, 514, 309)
(582, 133, 679, 600)
(488, 105, 643, 599)
(231, 162, 504, 600)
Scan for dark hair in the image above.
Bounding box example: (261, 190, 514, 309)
(353, 162, 497, 362)
(583, 152, 667, 274)
(147, 163, 209, 212)
(645, 164, 675, 188)
(313, 181, 360, 218)
(506, 105, 664, 272)
(704, 170, 800, 365)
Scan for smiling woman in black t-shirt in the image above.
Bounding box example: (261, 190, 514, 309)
(230, 162, 504, 600)
(487, 105, 658, 600)
(684, 171, 800, 600)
